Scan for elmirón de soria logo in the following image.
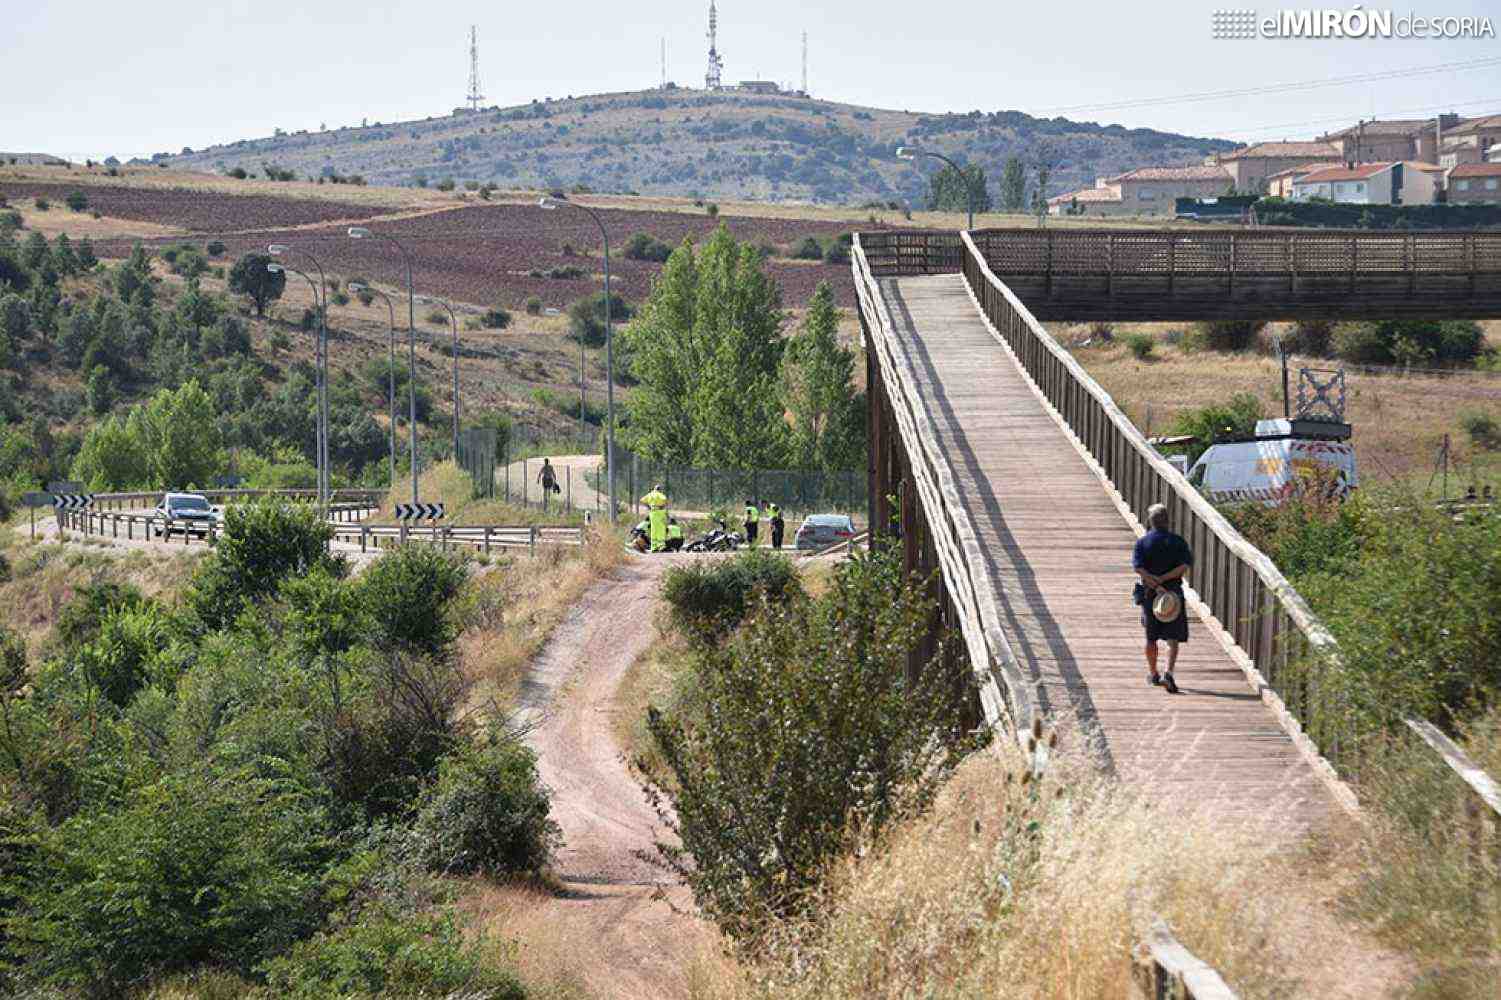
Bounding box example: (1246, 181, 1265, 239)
(1213, 5, 1496, 38)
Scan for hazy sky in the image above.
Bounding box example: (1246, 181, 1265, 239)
(6, 0, 1501, 162)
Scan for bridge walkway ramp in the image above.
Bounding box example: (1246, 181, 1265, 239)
(880, 273, 1333, 826)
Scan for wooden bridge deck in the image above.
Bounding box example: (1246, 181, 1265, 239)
(878, 273, 1334, 825)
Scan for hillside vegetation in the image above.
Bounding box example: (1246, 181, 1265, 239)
(156, 88, 1234, 206)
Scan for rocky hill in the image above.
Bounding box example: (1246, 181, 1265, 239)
(157, 88, 1235, 206)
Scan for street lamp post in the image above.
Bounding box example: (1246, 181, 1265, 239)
(270, 258, 328, 507)
(349, 282, 398, 488)
(348, 228, 419, 506)
(422, 298, 461, 461)
(897, 146, 975, 231)
(538, 194, 618, 520)
(268, 243, 330, 515)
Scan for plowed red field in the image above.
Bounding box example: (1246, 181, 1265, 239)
(0, 181, 402, 231)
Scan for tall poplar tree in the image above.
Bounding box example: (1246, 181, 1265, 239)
(783, 282, 865, 472)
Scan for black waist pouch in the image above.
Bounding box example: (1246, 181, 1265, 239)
(1132, 582, 1146, 606)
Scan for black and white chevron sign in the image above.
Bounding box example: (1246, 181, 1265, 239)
(51, 493, 95, 510)
(395, 502, 445, 522)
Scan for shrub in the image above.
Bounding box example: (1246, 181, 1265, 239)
(330, 291, 350, 307)
(354, 544, 467, 656)
(546, 264, 587, 280)
(1459, 408, 1500, 450)
(227, 167, 248, 179)
(1286, 318, 1335, 357)
(1188, 319, 1264, 352)
(4, 763, 332, 991)
(54, 581, 148, 652)
(661, 549, 803, 639)
(567, 290, 633, 348)
(425, 308, 447, 326)
(1332, 319, 1486, 367)
(822, 241, 850, 264)
(1167, 392, 1262, 463)
(624, 232, 673, 262)
(63, 191, 87, 213)
(705, 202, 719, 217)
(481, 305, 512, 329)
(258, 907, 524, 1000)
(74, 602, 174, 708)
(205, 239, 226, 257)
(435, 177, 456, 192)
(1331, 321, 1387, 364)
(792, 236, 823, 261)
(641, 546, 985, 943)
(1123, 332, 1154, 360)
(186, 500, 338, 630)
(411, 736, 558, 876)
(524, 295, 542, 315)
(32, 197, 49, 211)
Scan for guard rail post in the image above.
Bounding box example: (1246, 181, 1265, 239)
(484, 527, 492, 556)
(360, 526, 368, 553)
(529, 525, 537, 558)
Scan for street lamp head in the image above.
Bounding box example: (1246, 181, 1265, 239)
(267, 243, 289, 255)
(896, 146, 918, 160)
(347, 226, 371, 239)
(266, 263, 284, 274)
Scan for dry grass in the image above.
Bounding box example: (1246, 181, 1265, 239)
(455, 517, 626, 710)
(0, 530, 204, 656)
(10, 203, 185, 239)
(687, 738, 1406, 1000)
(1064, 322, 1501, 485)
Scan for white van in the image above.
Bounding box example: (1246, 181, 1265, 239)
(1186, 419, 1356, 506)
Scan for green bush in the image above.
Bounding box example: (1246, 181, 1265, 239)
(1187, 319, 1264, 352)
(32, 197, 49, 212)
(1123, 331, 1154, 360)
(354, 544, 467, 656)
(4, 763, 333, 991)
(1285, 319, 1335, 357)
(54, 580, 148, 652)
(205, 240, 226, 257)
(524, 295, 542, 315)
(792, 236, 824, 261)
(661, 548, 803, 639)
(624, 232, 673, 262)
(411, 736, 557, 876)
(63, 191, 87, 213)
(1167, 392, 1263, 463)
(74, 601, 175, 707)
(641, 546, 985, 943)
(1459, 408, 1500, 450)
(481, 305, 512, 329)
(567, 290, 633, 348)
(258, 906, 525, 1000)
(186, 500, 338, 630)
(1331, 319, 1486, 367)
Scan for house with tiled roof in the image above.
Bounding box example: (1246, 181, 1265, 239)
(1315, 115, 1461, 165)
(1209, 140, 1343, 192)
(1288, 162, 1443, 205)
(1447, 162, 1501, 204)
(1440, 115, 1501, 170)
(1264, 161, 1343, 198)
(1047, 163, 1232, 216)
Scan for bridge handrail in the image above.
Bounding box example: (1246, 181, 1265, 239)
(955, 230, 1363, 789)
(852, 234, 1040, 740)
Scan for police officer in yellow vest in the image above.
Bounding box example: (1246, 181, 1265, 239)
(765, 500, 784, 549)
(743, 498, 760, 547)
(641, 484, 669, 552)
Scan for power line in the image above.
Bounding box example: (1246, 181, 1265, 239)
(1033, 56, 1501, 116)
(1222, 96, 1501, 141)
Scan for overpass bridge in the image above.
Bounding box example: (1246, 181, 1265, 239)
(854, 228, 1501, 825)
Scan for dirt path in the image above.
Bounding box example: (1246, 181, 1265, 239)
(496, 553, 717, 999)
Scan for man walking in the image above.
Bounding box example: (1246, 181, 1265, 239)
(1132, 503, 1192, 694)
(538, 458, 557, 511)
(743, 498, 760, 548)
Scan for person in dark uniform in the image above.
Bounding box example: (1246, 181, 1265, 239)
(1132, 503, 1192, 694)
(765, 500, 784, 549)
(743, 498, 759, 547)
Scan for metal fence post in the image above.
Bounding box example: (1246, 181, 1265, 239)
(529, 525, 537, 558)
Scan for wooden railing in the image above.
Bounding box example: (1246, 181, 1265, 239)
(965, 228, 1501, 320)
(856, 229, 966, 277)
(1406, 718, 1501, 874)
(852, 234, 1040, 740)
(1133, 920, 1238, 1000)
(955, 231, 1355, 787)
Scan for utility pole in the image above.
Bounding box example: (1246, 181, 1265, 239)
(801, 31, 808, 95)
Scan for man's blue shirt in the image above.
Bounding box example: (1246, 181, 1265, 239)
(1133, 529, 1193, 591)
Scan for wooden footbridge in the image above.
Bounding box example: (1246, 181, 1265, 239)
(855, 228, 1501, 830)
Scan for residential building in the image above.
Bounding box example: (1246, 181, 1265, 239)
(1439, 139, 1483, 172)
(1209, 141, 1343, 193)
(1447, 162, 1501, 204)
(1315, 115, 1461, 165)
(1441, 114, 1501, 167)
(1264, 161, 1342, 198)
(1287, 162, 1443, 206)
(1290, 162, 1395, 204)
(1046, 163, 1233, 216)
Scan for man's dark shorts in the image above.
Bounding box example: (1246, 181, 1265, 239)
(1143, 591, 1189, 644)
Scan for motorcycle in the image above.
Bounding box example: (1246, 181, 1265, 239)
(685, 519, 742, 553)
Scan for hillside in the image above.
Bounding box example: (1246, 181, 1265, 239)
(156, 88, 1236, 205)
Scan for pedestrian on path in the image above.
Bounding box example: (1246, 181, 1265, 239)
(538, 458, 558, 511)
(1132, 503, 1191, 694)
(743, 498, 760, 547)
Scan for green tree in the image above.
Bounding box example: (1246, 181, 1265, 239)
(174, 279, 219, 340)
(128, 380, 224, 488)
(782, 282, 865, 471)
(622, 226, 787, 469)
(926, 162, 992, 215)
(186, 499, 337, 629)
(84, 364, 115, 415)
(999, 155, 1027, 212)
(228, 252, 285, 317)
(70, 414, 149, 490)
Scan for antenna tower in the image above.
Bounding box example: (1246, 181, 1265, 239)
(466, 26, 485, 111)
(705, 1, 723, 90)
(801, 30, 807, 94)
